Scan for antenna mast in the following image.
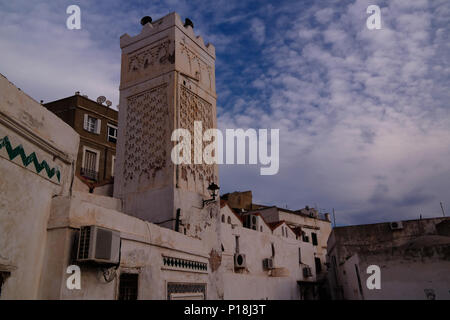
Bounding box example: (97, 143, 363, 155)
(332, 208, 336, 227)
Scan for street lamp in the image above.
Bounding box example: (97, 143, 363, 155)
(202, 182, 220, 208)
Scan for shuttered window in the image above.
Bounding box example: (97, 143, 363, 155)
(83, 114, 101, 134)
(84, 150, 97, 172)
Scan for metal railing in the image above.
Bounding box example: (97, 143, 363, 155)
(80, 168, 98, 181)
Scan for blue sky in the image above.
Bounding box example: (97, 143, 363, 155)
(1, 0, 449, 225)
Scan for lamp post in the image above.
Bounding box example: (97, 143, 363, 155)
(202, 182, 220, 208)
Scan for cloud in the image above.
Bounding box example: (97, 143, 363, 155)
(315, 7, 334, 24)
(1, 0, 449, 226)
(217, 0, 450, 224)
(249, 18, 266, 45)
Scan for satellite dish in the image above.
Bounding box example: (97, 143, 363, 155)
(105, 100, 112, 107)
(97, 96, 106, 104)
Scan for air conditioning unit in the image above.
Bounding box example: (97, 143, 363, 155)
(263, 258, 274, 270)
(77, 225, 120, 264)
(234, 253, 247, 269)
(390, 221, 404, 230)
(303, 266, 313, 278)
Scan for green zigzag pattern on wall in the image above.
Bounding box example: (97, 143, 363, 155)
(0, 135, 61, 182)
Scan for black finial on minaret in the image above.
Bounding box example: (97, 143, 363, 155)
(140, 16, 152, 26)
(184, 18, 194, 29)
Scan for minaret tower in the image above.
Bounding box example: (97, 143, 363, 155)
(114, 13, 219, 237)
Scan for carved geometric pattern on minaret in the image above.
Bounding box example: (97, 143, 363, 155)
(179, 42, 213, 90)
(124, 84, 168, 183)
(128, 38, 174, 73)
(179, 85, 215, 185)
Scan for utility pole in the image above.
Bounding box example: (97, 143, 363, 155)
(440, 202, 445, 217)
(332, 208, 336, 227)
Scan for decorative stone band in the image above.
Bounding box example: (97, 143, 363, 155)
(0, 135, 61, 183)
(0, 110, 71, 165)
(167, 282, 207, 300)
(162, 255, 208, 274)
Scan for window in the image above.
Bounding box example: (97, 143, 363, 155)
(312, 233, 318, 246)
(83, 114, 101, 134)
(0, 271, 10, 297)
(107, 124, 118, 143)
(298, 248, 302, 264)
(81, 146, 100, 181)
(271, 243, 275, 257)
(315, 257, 322, 273)
(302, 232, 309, 243)
(118, 273, 138, 300)
(227, 216, 231, 224)
(221, 214, 225, 223)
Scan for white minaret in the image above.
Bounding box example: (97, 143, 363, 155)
(114, 13, 219, 237)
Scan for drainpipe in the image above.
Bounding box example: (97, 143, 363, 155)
(175, 208, 181, 232)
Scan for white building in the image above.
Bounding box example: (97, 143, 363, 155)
(327, 217, 450, 300)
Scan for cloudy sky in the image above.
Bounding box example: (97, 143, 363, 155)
(1, 0, 449, 225)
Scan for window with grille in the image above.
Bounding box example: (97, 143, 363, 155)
(118, 273, 138, 300)
(81, 149, 98, 181)
(84, 150, 97, 171)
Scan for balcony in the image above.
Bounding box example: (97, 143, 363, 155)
(80, 168, 98, 181)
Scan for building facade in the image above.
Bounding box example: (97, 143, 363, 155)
(223, 191, 333, 298)
(44, 94, 118, 185)
(327, 217, 450, 300)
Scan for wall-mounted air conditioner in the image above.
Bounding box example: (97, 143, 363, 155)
(263, 258, 274, 270)
(390, 221, 403, 230)
(77, 225, 120, 265)
(234, 253, 247, 269)
(303, 266, 313, 278)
